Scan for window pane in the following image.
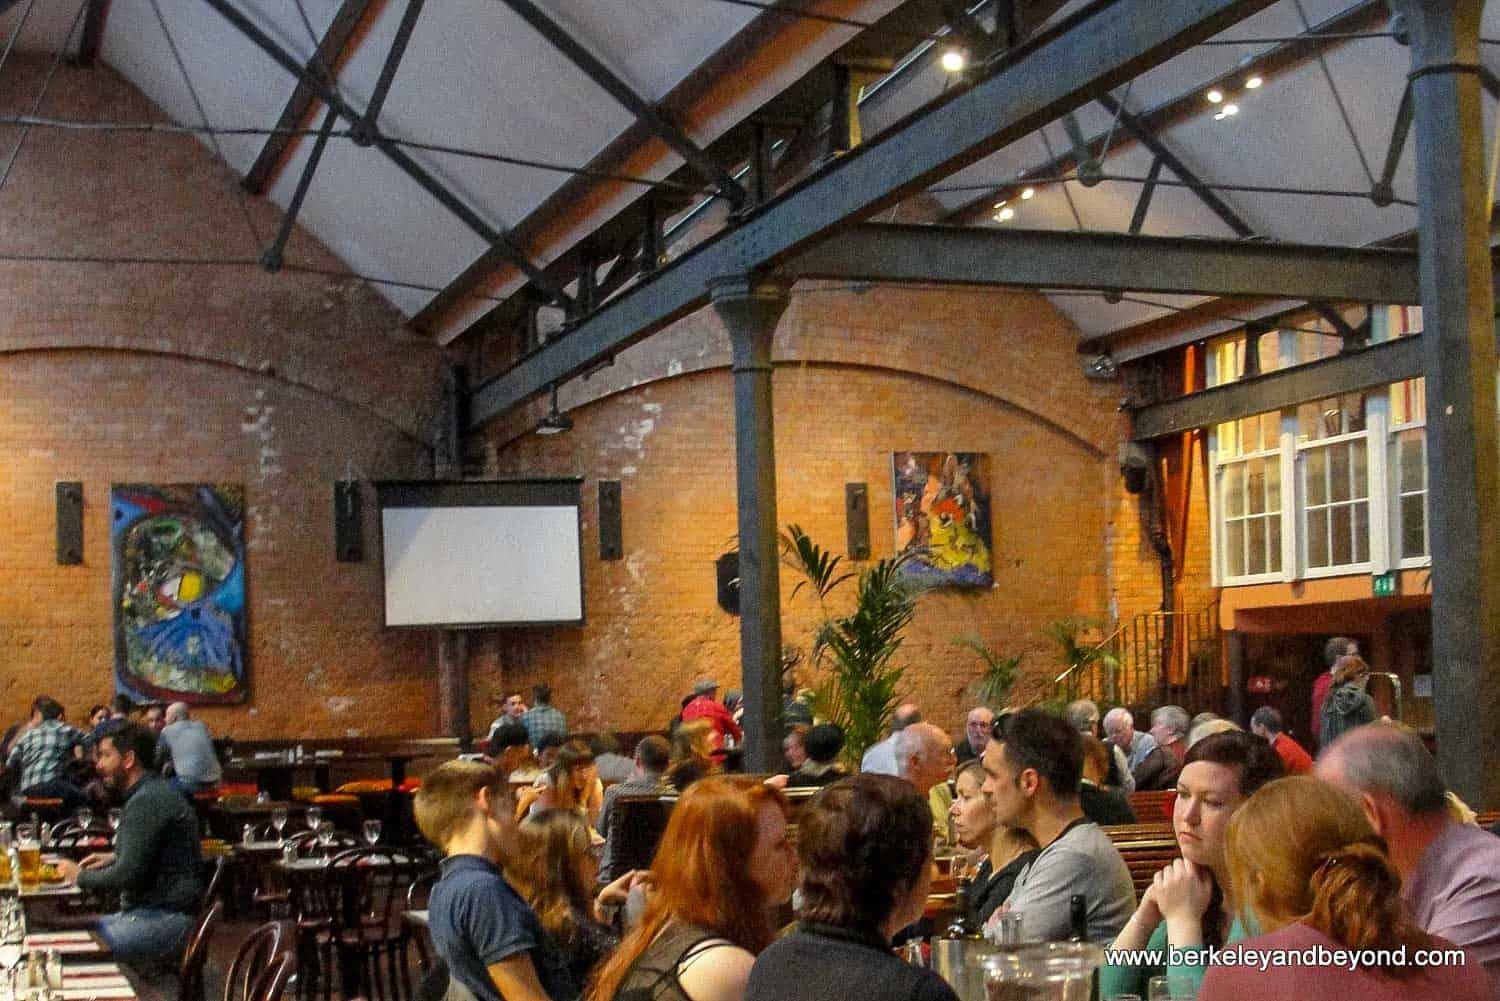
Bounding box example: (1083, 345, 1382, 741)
(1306, 449, 1328, 506)
(1247, 458, 1265, 515)
(1223, 465, 1245, 517)
(1330, 444, 1351, 503)
(1398, 433, 1425, 494)
(1308, 507, 1329, 568)
(1343, 393, 1367, 433)
(1239, 417, 1260, 452)
(1247, 517, 1267, 575)
(1331, 504, 1353, 566)
(1351, 440, 1368, 500)
(1353, 502, 1368, 564)
(1226, 520, 1246, 578)
(1402, 495, 1427, 559)
(1268, 516, 1283, 571)
(1217, 421, 1240, 459)
(1266, 450, 1281, 510)
(1298, 403, 1322, 442)
(1260, 412, 1280, 449)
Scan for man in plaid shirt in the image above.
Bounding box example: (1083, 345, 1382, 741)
(6, 695, 88, 811)
(520, 684, 568, 751)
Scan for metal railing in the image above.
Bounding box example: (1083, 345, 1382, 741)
(1052, 601, 1224, 717)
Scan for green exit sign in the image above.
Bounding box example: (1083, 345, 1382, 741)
(1373, 571, 1399, 598)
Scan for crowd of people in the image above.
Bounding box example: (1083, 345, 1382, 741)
(430, 661, 1500, 1001)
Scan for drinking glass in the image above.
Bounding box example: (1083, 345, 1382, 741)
(317, 822, 336, 857)
(75, 808, 93, 833)
(305, 806, 323, 833)
(271, 807, 289, 844)
(1146, 975, 1192, 1001)
(107, 808, 122, 832)
(984, 942, 1101, 1001)
(15, 836, 40, 891)
(362, 820, 381, 847)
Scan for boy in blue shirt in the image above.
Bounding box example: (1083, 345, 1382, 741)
(415, 760, 577, 1001)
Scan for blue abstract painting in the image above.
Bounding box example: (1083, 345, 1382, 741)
(112, 484, 247, 704)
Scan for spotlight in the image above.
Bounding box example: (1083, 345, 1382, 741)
(993, 199, 1008, 209)
(996, 207, 1015, 222)
(1245, 75, 1263, 89)
(1021, 187, 1035, 200)
(1223, 103, 1239, 116)
(534, 384, 573, 436)
(940, 49, 966, 73)
(1206, 89, 1224, 104)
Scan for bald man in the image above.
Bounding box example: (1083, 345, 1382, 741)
(1318, 724, 1500, 995)
(894, 721, 957, 846)
(861, 703, 923, 776)
(955, 706, 995, 764)
(155, 702, 222, 794)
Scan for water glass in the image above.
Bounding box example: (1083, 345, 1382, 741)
(362, 820, 381, 847)
(305, 806, 323, 833)
(270, 807, 289, 843)
(1146, 975, 1192, 1001)
(74, 808, 93, 833)
(317, 822, 336, 856)
(984, 942, 1102, 1001)
(107, 809, 122, 832)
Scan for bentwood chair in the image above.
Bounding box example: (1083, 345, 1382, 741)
(225, 920, 294, 1001)
(179, 901, 224, 1001)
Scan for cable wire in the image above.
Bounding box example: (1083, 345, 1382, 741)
(1038, 127, 1083, 230)
(0, 0, 86, 197)
(0, 0, 39, 82)
(147, 0, 263, 250)
(1294, 0, 1375, 188)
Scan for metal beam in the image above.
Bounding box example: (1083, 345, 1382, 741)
(1129, 334, 1425, 440)
(943, 0, 1389, 224)
(76, 0, 111, 67)
(353, 0, 423, 146)
(242, 0, 371, 195)
(468, 0, 1280, 428)
(783, 224, 1431, 302)
(1394, 0, 1500, 809)
(204, 0, 571, 308)
(496, 0, 745, 210)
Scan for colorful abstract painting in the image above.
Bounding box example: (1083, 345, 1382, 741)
(112, 484, 247, 704)
(892, 452, 993, 587)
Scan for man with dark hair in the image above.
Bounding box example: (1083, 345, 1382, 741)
(787, 724, 847, 788)
(56, 723, 203, 971)
(1317, 723, 1500, 990)
(597, 734, 671, 883)
(1248, 706, 1312, 775)
(6, 695, 88, 811)
(520, 685, 567, 751)
(981, 709, 1134, 943)
(1310, 635, 1356, 747)
(745, 774, 958, 1001)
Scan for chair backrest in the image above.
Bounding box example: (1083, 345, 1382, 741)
(224, 920, 291, 1001)
(200, 855, 228, 914)
(179, 901, 224, 1001)
(251, 951, 297, 1001)
(607, 795, 674, 874)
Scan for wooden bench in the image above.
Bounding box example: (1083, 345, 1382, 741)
(1104, 822, 1179, 899)
(1476, 810, 1499, 829)
(1127, 789, 1176, 821)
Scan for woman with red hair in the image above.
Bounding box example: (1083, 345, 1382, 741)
(587, 775, 796, 1001)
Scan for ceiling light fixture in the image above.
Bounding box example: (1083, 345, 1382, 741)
(993, 199, 1008, 209)
(1223, 103, 1239, 116)
(1206, 89, 1224, 104)
(1245, 75, 1263, 89)
(535, 384, 573, 436)
(997, 207, 1015, 221)
(1021, 187, 1035, 200)
(940, 48, 966, 73)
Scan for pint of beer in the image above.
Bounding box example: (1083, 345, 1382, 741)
(0, 850, 12, 884)
(16, 838, 40, 890)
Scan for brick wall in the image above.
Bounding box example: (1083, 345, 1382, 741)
(476, 282, 1145, 737)
(0, 57, 449, 738)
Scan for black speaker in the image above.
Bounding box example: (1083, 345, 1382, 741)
(56, 481, 82, 565)
(334, 481, 362, 562)
(716, 552, 740, 615)
(845, 482, 870, 560)
(598, 480, 622, 560)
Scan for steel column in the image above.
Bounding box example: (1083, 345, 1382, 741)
(711, 275, 790, 774)
(1393, 0, 1500, 808)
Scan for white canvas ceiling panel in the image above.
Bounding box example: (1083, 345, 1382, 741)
(1050, 290, 1211, 339)
(537, 0, 759, 104)
(1, 0, 88, 55)
(100, 0, 325, 172)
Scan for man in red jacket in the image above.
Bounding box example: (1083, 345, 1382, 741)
(1249, 706, 1313, 775)
(680, 677, 742, 761)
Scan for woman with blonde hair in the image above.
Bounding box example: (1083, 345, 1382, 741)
(512, 810, 639, 986)
(1199, 776, 1490, 1001)
(587, 775, 796, 1001)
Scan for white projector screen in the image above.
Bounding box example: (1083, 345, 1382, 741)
(377, 481, 583, 628)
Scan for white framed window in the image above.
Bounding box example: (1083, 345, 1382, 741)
(1382, 306, 1429, 567)
(1299, 431, 1371, 574)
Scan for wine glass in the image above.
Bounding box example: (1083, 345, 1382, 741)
(305, 806, 323, 833)
(75, 807, 93, 832)
(107, 808, 122, 832)
(362, 819, 381, 847)
(317, 822, 336, 858)
(271, 807, 289, 845)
